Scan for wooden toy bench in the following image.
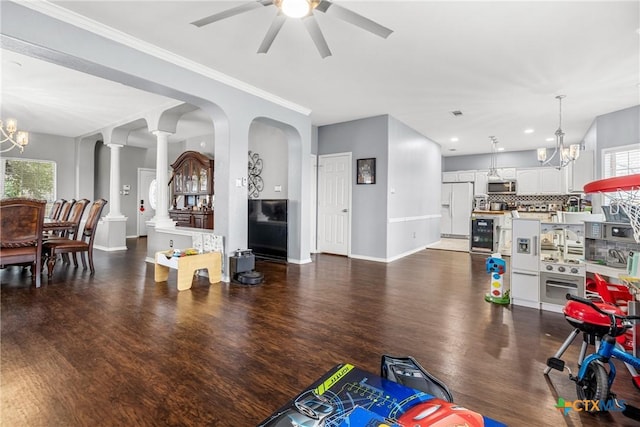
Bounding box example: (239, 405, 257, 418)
(154, 251, 222, 291)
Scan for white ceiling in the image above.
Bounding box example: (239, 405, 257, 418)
(2, 1, 638, 155)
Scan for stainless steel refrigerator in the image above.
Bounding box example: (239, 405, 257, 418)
(441, 182, 473, 238)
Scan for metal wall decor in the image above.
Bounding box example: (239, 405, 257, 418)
(248, 150, 264, 198)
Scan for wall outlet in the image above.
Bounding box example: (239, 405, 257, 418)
(242, 177, 248, 186)
(275, 185, 282, 192)
(169, 240, 173, 248)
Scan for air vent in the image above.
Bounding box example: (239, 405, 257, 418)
(449, 148, 457, 152)
(451, 110, 463, 117)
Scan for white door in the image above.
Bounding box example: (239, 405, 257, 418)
(310, 155, 318, 253)
(318, 153, 351, 255)
(137, 168, 156, 236)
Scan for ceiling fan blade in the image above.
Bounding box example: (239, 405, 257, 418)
(315, 0, 393, 39)
(303, 15, 331, 58)
(191, 0, 273, 27)
(257, 13, 287, 54)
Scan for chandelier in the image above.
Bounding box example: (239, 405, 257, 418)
(537, 95, 580, 169)
(487, 136, 501, 180)
(1, 118, 29, 153)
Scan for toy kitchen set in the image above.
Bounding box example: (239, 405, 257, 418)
(511, 219, 588, 312)
(510, 216, 640, 313)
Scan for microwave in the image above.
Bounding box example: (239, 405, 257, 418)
(487, 181, 517, 194)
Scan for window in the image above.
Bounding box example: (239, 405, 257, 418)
(1, 158, 56, 206)
(603, 144, 640, 178)
(601, 144, 640, 208)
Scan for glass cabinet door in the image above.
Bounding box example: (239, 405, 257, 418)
(200, 168, 208, 192)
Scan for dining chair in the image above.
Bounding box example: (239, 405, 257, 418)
(57, 199, 75, 221)
(43, 198, 90, 267)
(43, 199, 107, 279)
(0, 198, 46, 287)
(45, 199, 76, 240)
(49, 199, 65, 219)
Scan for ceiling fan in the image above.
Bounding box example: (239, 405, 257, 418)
(191, 0, 393, 58)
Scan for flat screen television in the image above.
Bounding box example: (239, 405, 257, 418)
(248, 199, 288, 261)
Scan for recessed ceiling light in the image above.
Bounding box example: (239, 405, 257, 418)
(497, 147, 505, 152)
(524, 129, 534, 134)
(450, 137, 459, 142)
(546, 137, 554, 142)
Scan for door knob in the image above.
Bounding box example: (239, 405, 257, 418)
(342, 209, 348, 213)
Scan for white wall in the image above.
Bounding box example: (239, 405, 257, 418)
(387, 116, 442, 259)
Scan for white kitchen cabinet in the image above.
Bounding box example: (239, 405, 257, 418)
(516, 167, 564, 195)
(442, 172, 458, 182)
(566, 150, 594, 193)
(443, 170, 475, 183)
(540, 167, 564, 194)
(515, 169, 539, 195)
(474, 171, 488, 195)
(498, 168, 517, 179)
(457, 171, 475, 182)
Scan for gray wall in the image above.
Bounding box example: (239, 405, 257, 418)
(318, 115, 442, 260)
(249, 121, 288, 199)
(319, 115, 389, 259)
(95, 143, 147, 237)
(594, 105, 640, 179)
(443, 149, 543, 172)
(3, 132, 77, 201)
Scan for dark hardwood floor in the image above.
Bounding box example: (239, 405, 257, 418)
(2, 239, 639, 426)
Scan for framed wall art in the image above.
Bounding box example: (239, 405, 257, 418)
(357, 158, 376, 185)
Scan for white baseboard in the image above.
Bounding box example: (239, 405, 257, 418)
(94, 245, 128, 252)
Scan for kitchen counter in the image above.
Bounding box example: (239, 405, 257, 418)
(472, 210, 511, 215)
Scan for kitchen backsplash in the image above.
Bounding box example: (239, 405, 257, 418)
(487, 194, 575, 206)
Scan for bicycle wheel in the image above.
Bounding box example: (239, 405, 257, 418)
(576, 361, 609, 405)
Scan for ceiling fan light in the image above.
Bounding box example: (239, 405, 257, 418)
(280, 0, 311, 18)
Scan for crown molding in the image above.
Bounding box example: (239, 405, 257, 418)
(16, 0, 312, 116)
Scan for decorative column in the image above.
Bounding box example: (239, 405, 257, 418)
(94, 142, 127, 252)
(106, 143, 125, 218)
(151, 130, 175, 228)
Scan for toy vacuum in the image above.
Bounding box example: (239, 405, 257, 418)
(485, 254, 509, 304)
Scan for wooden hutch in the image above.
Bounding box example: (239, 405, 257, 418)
(169, 151, 214, 229)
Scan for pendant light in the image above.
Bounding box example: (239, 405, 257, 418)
(487, 136, 501, 181)
(537, 95, 580, 169)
